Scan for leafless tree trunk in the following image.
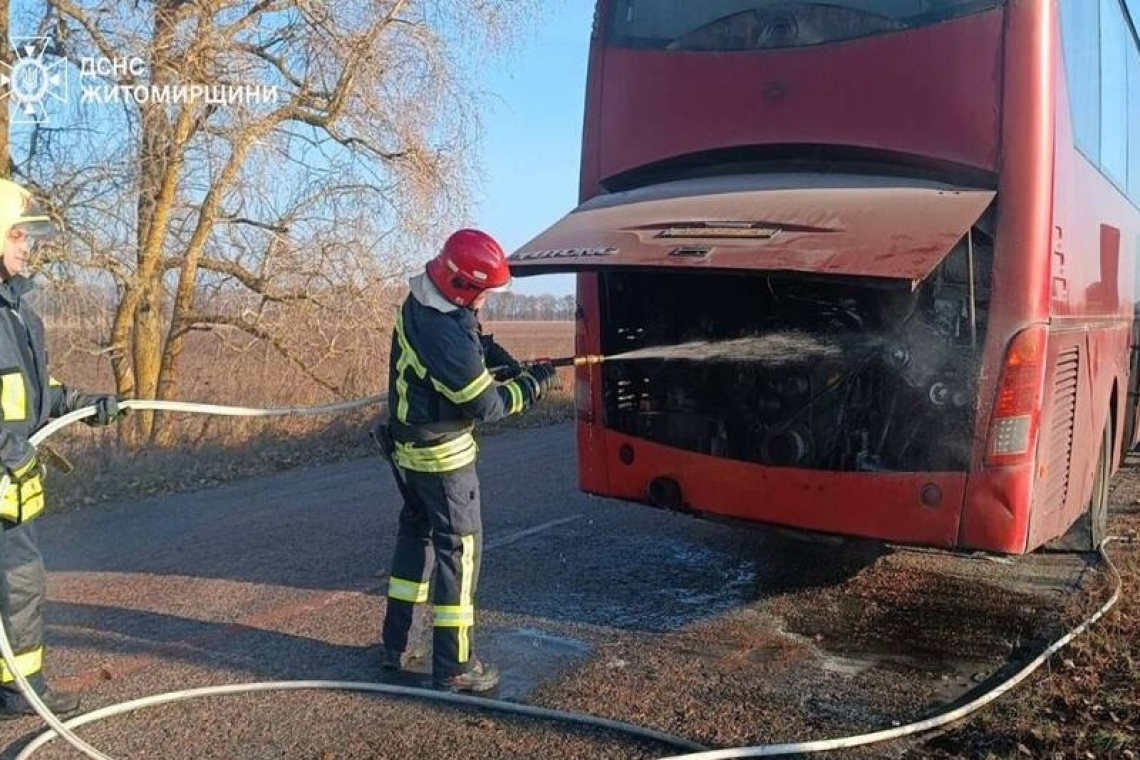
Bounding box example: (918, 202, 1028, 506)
(17, 0, 538, 447)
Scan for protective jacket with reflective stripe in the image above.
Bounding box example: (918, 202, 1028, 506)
(387, 281, 540, 472)
(0, 277, 95, 522)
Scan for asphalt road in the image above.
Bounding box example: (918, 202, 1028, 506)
(0, 423, 1092, 760)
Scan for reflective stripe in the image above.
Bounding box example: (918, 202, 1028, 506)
(393, 315, 429, 423)
(0, 371, 26, 421)
(0, 646, 43, 682)
(432, 370, 493, 406)
(512, 373, 540, 407)
(519, 373, 539, 398)
(434, 536, 476, 662)
(433, 605, 475, 627)
(393, 433, 478, 473)
(458, 534, 475, 662)
(506, 381, 523, 415)
(388, 576, 430, 604)
(1, 459, 44, 524)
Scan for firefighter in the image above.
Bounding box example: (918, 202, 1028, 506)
(378, 228, 556, 692)
(0, 178, 126, 718)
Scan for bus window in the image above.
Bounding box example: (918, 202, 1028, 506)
(1130, 43, 1140, 201)
(1060, 0, 1101, 162)
(607, 0, 1006, 51)
(1100, 0, 1129, 187)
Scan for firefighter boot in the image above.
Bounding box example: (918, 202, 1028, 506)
(0, 686, 81, 720)
(380, 647, 425, 672)
(433, 659, 500, 693)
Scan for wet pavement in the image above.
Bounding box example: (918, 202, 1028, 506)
(0, 423, 1096, 760)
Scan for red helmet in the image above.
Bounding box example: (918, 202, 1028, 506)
(425, 228, 511, 307)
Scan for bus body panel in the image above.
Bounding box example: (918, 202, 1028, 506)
(574, 273, 610, 490)
(583, 9, 1004, 195)
(580, 6, 608, 203)
(1026, 1, 1140, 550)
(957, 0, 1056, 551)
(1024, 325, 1128, 550)
(1048, 49, 1140, 466)
(511, 177, 995, 281)
(547, 0, 1140, 554)
(586, 429, 966, 547)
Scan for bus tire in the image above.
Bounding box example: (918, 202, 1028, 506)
(1054, 421, 1112, 552)
(1087, 421, 1112, 550)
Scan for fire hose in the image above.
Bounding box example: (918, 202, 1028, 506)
(0, 398, 1125, 760)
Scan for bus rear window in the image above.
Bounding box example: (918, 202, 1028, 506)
(607, 0, 1005, 51)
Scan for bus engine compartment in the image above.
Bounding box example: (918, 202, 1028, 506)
(598, 229, 993, 472)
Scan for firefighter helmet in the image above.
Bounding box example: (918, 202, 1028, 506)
(425, 228, 511, 307)
(0, 179, 57, 242)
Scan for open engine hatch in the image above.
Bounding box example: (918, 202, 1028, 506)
(509, 174, 994, 286)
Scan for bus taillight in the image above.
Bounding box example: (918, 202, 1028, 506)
(985, 326, 1048, 466)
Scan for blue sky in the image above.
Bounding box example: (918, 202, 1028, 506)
(473, 0, 592, 297)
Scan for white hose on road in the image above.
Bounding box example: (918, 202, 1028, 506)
(15, 679, 706, 759)
(1, 398, 380, 760)
(3, 399, 703, 760)
(654, 537, 1123, 759)
(0, 399, 1126, 760)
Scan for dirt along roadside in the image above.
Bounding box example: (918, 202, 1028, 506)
(903, 456, 1139, 759)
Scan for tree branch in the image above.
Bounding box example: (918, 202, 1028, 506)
(181, 311, 343, 396)
(52, 0, 141, 86)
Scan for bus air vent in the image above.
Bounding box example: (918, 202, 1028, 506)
(1042, 346, 1079, 509)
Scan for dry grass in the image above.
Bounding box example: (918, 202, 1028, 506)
(44, 320, 575, 511)
(477, 321, 575, 363)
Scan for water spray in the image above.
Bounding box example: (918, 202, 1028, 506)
(539, 332, 883, 370)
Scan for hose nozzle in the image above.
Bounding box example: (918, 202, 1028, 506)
(551, 355, 605, 368)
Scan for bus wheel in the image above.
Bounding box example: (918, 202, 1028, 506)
(1086, 422, 1112, 550)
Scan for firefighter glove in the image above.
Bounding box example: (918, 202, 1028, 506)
(524, 362, 557, 398)
(85, 395, 126, 427)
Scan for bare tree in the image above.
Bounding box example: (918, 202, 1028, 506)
(482, 291, 576, 321)
(14, 0, 538, 445)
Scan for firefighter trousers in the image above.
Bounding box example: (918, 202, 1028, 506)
(0, 521, 47, 695)
(381, 463, 483, 679)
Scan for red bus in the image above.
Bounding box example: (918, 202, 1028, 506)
(509, 0, 1140, 554)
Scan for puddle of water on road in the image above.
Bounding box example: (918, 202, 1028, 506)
(481, 627, 593, 702)
(546, 539, 760, 632)
(635, 541, 758, 630)
(383, 627, 593, 702)
(816, 647, 993, 679)
(810, 641, 1005, 706)
(771, 612, 1003, 706)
